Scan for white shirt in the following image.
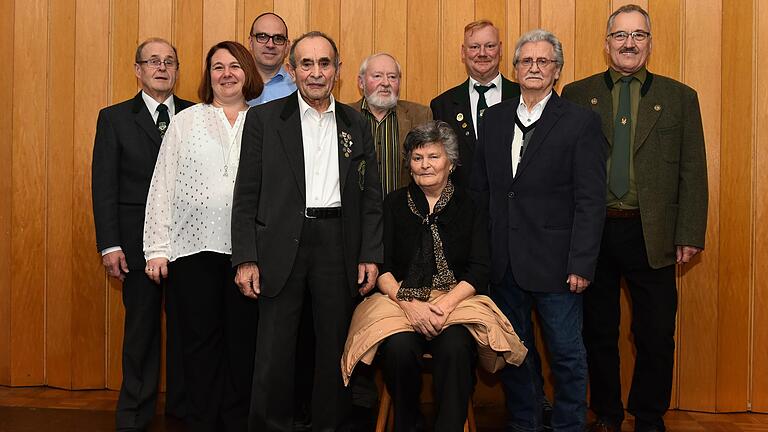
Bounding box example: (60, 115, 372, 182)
(142, 91, 176, 122)
(101, 92, 178, 257)
(143, 103, 248, 262)
(468, 73, 502, 138)
(511, 91, 553, 177)
(298, 92, 341, 208)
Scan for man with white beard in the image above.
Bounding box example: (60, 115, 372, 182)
(352, 52, 432, 196)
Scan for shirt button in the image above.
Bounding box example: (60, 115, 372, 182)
(508, 192, 516, 198)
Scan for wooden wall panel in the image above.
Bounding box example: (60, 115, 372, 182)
(438, 0, 474, 93)
(243, 0, 274, 43)
(174, 0, 203, 103)
(46, 0, 77, 389)
(202, 0, 237, 54)
(753, 0, 768, 413)
(676, 0, 721, 412)
(476, 0, 509, 78)
(647, 0, 680, 80)
(139, 0, 173, 42)
(10, 0, 48, 386)
(339, 0, 373, 102)
(717, 0, 752, 412)
(573, 0, 610, 80)
(0, 0, 15, 386)
(71, 0, 111, 389)
(405, 0, 438, 105)
(504, 0, 522, 74)
(373, 0, 407, 99)
(540, 0, 575, 89)
(274, 0, 307, 42)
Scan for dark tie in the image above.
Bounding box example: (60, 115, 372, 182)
(156, 103, 170, 138)
(610, 76, 633, 199)
(474, 83, 496, 119)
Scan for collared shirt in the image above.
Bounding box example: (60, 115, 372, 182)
(511, 91, 553, 177)
(247, 65, 297, 106)
(298, 92, 341, 208)
(360, 98, 401, 196)
(469, 73, 502, 137)
(101, 92, 176, 256)
(607, 67, 647, 209)
(141, 91, 176, 122)
(144, 103, 249, 262)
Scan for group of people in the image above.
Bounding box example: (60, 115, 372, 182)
(91, 4, 708, 432)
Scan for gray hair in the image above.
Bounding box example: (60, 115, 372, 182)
(403, 121, 460, 167)
(358, 52, 401, 78)
(512, 29, 564, 72)
(135, 37, 178, 64)
(606, 4, 651, 35)
(288, 31, 340, 70)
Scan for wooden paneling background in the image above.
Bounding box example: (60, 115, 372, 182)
(0, 0, 766, 413)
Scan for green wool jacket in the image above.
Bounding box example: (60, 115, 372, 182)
(562, 69, 708, 269)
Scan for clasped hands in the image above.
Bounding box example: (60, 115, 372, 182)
(398, 298, 450, 339)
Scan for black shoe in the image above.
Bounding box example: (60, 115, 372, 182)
(585, 418, 621, 432)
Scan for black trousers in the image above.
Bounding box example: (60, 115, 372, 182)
(115, 267, 185, 431)
(379, 326, 477, 432)
(583, 217, 677, 431)
(169, 252, 258, 432)
(249, 218, 354, 432)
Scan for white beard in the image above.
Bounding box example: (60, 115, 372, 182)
(365, 90, 398, 111)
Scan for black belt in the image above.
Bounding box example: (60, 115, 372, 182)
(305, 207, 342, 218)
(606, 208, 640, 219)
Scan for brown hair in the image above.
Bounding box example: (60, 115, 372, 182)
(464, 19, 497, 36)
(198, 41, 263, 103)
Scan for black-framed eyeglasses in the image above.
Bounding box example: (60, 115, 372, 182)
(517, 57, 558, 69)
(137, 58, 179, 69)
(251, 32, 288, 46)
(607, 30, 651, 42)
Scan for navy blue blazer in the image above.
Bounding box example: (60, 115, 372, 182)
(471, 92, 607, 292)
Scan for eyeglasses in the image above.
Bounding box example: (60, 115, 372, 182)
(607, 31, 651, 42)
(251, 32, 288, 46)
(517, 57, 558, 69)
(137, 58, 179, 69)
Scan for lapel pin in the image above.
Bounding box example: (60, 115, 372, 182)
(456, 113, 464, 121)
(621, 117, 628, 125)
(465, 131, 471, 136)
(654, 104, 661, 111)
(461, 122, 468, 128)
(479, 109, 486, 117)
(590, 98, 598, 105)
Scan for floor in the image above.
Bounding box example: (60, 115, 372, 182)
(1, 386, 767, 431)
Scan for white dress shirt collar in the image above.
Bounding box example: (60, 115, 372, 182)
(468, 73, 502, 138)
(298, 92, 336, 119)
(516, 90, 553, 126)
(142, 91, 176, 122)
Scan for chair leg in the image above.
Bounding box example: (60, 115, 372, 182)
(376, 384, 392, 432)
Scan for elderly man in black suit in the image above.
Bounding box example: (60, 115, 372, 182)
(91, 37, 193, 431)
(471, 29, 607, 432)
(431, 19, 520, 189)
(231, 31, 383, 432)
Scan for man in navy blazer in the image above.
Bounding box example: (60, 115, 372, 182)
(92, 38, 193, 431)
(431, 20, 520, 190)
(472, 30, 607, 432)
(231, 32, 383, 432)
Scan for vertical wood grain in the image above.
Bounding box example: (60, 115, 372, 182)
(174, 0, 203, 103)
(203, 0, 237, 54)
(243, 0, 274, 43)
(520, 0, 540, 32)
(0, 0, 15, 386)
(717, 0, 752, 412)
(72, 0, 111, 389)
(438, 0, 474, 94)
(752, 0, 768, 413)
(540, 0, 575, 89)
(573, 0, 610, 81)
(373, 0, 407, 99)
(676, 0, 721, 412)
(504, 0, 521, 75)
(406, 0, 439, 105)
(339, 0, 373, 102)
(138, 0, 174, 42)
(647, 0, 680, 80)
(274, 0, 307, 41)
(46, 0, 77, 389)
(308, 0, 341, 99)
(10, 0, 48, 386)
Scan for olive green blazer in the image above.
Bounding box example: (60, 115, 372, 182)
(562, 70, 708, 268)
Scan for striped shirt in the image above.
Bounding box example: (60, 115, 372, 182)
(361, 99, 401, 196)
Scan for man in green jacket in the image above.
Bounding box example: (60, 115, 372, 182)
(562, 4, 708, 432)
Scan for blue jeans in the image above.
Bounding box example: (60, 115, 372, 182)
(492, 269, 587, 432)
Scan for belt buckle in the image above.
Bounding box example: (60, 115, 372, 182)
(305, 208, 317, 219)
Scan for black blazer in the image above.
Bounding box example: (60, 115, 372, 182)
(471, 92, 607, 291)
(92, 92, 194, 270)
(231, 92, 384, 297)
(381, 183, 489, 295)
(430, 75, 521, 189)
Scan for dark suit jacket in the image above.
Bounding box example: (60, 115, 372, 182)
(231, 92, 384, 297)
(92, 92, 194, 270)
(561, 70, 708, 268)
(351, 98, 432, 187)
(430, 75, 521, 189)
(471, 92, 607, 291)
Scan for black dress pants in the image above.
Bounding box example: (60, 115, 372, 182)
(583, 217, 677, 431)
(169, 252, 258, 432)
(379, 325, 477, 432)
(249, 218, 354, 432)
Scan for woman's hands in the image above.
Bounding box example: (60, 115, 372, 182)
(145, 257, 169, 284)
(398, 300, 445, 338)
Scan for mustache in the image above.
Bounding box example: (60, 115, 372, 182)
(619, 47, 639, 54)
